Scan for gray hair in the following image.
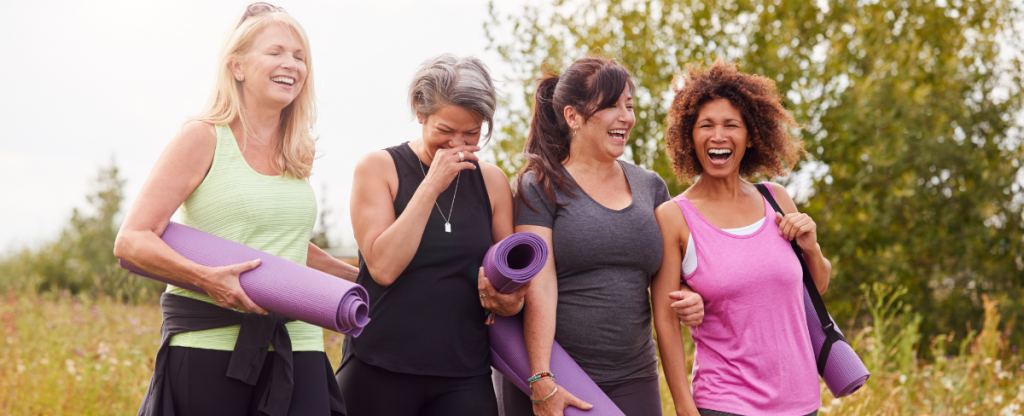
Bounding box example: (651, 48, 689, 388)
(409, 54, 498, 140)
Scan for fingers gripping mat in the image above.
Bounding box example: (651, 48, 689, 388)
(119, 222, 369, 336)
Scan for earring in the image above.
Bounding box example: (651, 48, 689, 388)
(236, 75, 244, 81)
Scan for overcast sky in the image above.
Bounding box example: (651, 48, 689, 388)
(0, 0, 526, 252)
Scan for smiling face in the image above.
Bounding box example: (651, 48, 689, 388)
(418, 105, 484, 158)
(692, 98, 750, 179)
(232, 24, 307, 111)
(571, 86, 635, 160)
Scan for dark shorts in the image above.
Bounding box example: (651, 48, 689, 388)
(495, 371, 663, 416)
(167, 346, 338, 416)
(336, 355, 499, 416)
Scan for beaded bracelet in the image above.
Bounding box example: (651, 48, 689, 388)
(527, 371, 555, 389)
(531, 385, 558, 404)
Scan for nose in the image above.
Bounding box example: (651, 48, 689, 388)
(449, 135, 467, 147)
(713, 125, 727, 141)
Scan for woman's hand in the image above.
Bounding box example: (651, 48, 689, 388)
(478, 268, 529, 316)
(420, 145, 480, 195)
(668, 285, 704, 327)
(530, 378, 592, 416)
(199, 259, 268, 315)
(775, 211, 819, 253)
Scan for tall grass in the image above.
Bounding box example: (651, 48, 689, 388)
(2, 282, 1021, 415)
(656, 283, 1024, 416)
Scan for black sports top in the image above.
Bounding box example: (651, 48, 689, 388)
(341, 142, 494, 377)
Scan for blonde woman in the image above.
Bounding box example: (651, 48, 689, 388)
(115, 4, 353, 416)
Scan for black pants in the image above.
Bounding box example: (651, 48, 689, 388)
(168, 346, 335, 416)
(495, 372, 663, 416)
(336, 356, 499, 416)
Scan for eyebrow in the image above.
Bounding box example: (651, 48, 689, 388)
(438, 123, 481, 131)
(266, 44, 304, 52)
(698, 117, 743, 123)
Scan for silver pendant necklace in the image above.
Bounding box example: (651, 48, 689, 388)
(417, 146, 459, 233)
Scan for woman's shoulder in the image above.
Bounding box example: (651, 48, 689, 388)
(619, 160, 669, 193)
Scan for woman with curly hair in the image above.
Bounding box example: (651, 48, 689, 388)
(652, 60, 831, 416)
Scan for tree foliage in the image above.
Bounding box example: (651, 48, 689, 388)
(0, 162, 164, 302)
(486, 0, 1024, 349)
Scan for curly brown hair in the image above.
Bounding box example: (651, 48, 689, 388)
(665, 60, 804, 182)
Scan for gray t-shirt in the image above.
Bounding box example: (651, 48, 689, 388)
(515, 160, 670, 383)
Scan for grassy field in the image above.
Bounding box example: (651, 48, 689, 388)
(1, 288, 1022, 415)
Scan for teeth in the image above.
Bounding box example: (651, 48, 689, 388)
(708, 149, 732, 155)
(609, 130, 626, 135)
(271, 77, 294, 85)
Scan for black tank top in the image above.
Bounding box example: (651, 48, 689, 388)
(342, 142, 494, 377)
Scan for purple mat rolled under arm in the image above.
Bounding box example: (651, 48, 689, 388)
(803, 288, 870, 397)
(482, 232, 548, 294)
(119, 222, 370, 337)
(484, 232, 624, 415)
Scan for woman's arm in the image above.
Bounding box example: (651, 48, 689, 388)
(351, 145, 479, 287)
(476, 163, 527, 316)
(768, 182, 831, 294)
(518, 224, 592, 415)
(306, 242, 358, 282)
(653, 201, 700, 416)
(113, 121, 266, 314)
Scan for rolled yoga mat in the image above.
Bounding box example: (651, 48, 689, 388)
(119, 222, 370, 337)
(482, 232, 548, 294)
(803, 288, 870, 397)
(484, 232, 625, 416)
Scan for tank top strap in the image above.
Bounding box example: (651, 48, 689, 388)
(671, 194, 715, 237)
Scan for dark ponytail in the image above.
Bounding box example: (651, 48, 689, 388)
(515, 57, 635, 211)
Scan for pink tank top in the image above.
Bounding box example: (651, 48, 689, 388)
(674, 183, 820, 415)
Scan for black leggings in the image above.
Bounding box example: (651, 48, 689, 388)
(495, 372, 663, 416)
(336, 356, 499, 416)
(167, 346, 337, 416)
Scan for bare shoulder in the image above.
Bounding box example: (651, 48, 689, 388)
(174, 121, 217, 151)
(353, 150, 395, 177)
(655, 199, 687, 229)
(480, 162, 511, 184)
(765, 181, 799, 214)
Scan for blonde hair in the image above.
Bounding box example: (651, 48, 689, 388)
(191, 8, 317, 179)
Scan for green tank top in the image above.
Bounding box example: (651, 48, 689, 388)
(168, 124, 323, 352)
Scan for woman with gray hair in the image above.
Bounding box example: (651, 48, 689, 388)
(336, 54, 525, 415)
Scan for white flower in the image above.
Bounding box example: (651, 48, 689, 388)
(899, 374, 907, 384)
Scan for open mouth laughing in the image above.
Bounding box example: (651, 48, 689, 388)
(707, 148, 733, 165)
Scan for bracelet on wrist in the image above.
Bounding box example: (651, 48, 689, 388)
(527, 371, 555, 389)
(531, 384, 558, 404)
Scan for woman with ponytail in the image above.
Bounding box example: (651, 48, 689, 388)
(495, 57, 670, 416)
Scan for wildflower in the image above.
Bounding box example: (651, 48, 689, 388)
(123, 360, 132, 367)
(94, 364, 101, 371)
(96, 342, 110, 356)
(16, 364, 25, 373)
(994, 394, 1003, 404)
(899, 374, 907, 384)
(65, 359, 76, 375)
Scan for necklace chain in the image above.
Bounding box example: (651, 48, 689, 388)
(417, 145, 459, 232)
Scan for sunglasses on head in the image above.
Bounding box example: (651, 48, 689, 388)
(237, 2, 286, 28)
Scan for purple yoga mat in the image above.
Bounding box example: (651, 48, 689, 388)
(803, 288, 870, 397)
(119, 222, 370, 337)
(484, 233, 624, 415)
(482, 232, 548, 294)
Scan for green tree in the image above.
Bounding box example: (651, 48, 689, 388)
(486, 0, 1024, 349)
(0, 161, 163, 302)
